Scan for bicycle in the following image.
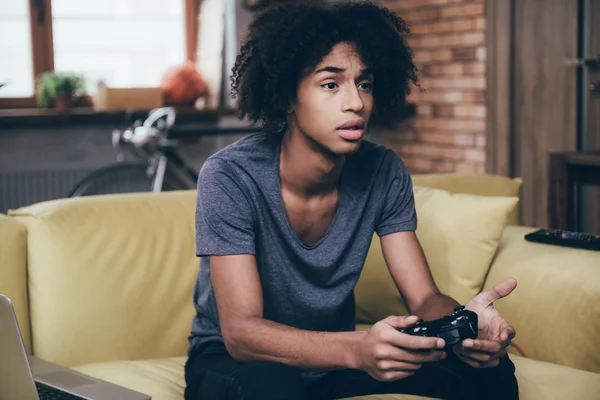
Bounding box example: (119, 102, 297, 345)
(68, 107, 257, 197)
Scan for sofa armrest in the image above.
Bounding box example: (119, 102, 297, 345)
(483, 226, 600, 374)
(0, 214, 31, 354)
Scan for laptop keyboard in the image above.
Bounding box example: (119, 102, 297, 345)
(35, 381, 87, 400)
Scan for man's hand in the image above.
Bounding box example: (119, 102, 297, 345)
(355, 315, 447, 382)
(455, 278, 518, 368)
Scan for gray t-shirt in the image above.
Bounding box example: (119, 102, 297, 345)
(188, 133, 417, 353)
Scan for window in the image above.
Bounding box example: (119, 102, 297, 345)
(52, 0, 185, 94)
(0, 1, 35, 98)
(0, 0, 199, 108)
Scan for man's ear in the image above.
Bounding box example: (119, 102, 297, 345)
(286, 101, 295, 114)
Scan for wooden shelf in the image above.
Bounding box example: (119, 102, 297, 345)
(0, 107, 235, 129)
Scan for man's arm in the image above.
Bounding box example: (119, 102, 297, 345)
(210, 253, 446, 378)
(211, 254, 364, 370)
(380, 231, 460, 321)
(381, 231, 519, 369)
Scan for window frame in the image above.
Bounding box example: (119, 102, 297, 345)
(0, 0, 199, 109)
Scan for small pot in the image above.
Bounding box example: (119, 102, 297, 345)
(54, 93, 73, 112)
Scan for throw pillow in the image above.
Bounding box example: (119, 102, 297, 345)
(354, 185, 519, 324)
(412, 173, 522, 225)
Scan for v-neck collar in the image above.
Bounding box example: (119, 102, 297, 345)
(272, 141, 351, 250)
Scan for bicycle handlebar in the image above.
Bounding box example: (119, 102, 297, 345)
(143, 107, 176, 129)
(112, 107, 177, 149)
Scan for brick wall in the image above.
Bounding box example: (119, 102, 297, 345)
(380, 0, 487, 174)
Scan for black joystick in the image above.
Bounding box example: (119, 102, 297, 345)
(401, 306, 479, 347)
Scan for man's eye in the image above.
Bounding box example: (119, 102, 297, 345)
(322, 82, 338, 90)
(359, 82, 373, 90)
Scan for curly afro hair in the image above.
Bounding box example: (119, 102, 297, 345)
(230, 0, 419, 136)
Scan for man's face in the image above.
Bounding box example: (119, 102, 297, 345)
(288, 42, 374, 156)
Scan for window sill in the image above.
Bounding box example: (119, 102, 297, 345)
(0, 106, 233, 129)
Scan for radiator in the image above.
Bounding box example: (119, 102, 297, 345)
(0, 169, 94, 214)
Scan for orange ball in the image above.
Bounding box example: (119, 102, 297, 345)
(160, 62, 208, 106)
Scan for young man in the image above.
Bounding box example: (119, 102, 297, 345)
(185, 1, 519, 399)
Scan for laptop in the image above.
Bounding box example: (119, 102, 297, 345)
(0, 294, 151, 400)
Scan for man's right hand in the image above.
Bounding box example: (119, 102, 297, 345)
(355, 315, 447, 382)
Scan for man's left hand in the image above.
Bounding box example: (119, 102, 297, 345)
(454, 278, 518, 368)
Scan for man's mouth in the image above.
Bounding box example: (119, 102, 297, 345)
(337, 120, 365, 130)
(337, 120, 366, 140)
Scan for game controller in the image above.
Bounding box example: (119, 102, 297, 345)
(401, 306, 479, 347)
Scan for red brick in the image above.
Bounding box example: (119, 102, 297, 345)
(465, 148, 486, 163)
(413, 48, 453, 63)
(454, 132, 476, 147)
(421, 62, 485, 77)
(388, 0, 452, 12)
(463, 91, 485, 103)
(440, 3, 485, 18)
(415, 130, 457, 145)
(400, 155, 435, 174)
(421, 63, 462, 76)
(429, 49, 454, 61)
(476, 46, 486, 60)
(464, 62, 485, 75)
(432, 104, 454, 118)
(411, 32, 485, 48)
(401, 143, 467, 161)
(451, 47, 477, 61)
(421, 76, 486, 90)
(455, 162, 481, 173)
(475, 134, 486, 148)
(412, 117, 485, 132)
(453, 105, 486, 119)
(409, 22, 435, 36)
(396, 8, 440, 23)
(451, 18, 480, 32)
(372, 126, 416, 142)
(475, 16, 486, 30)
(432, 104, 485, 119)
(417, 104, 433, 117)
(411, 131, 476, 147)
(408, 90, 485, 104)
(432, 160, 457, 173)
(409, 17, 484, 35)
(402, 155, 456, 174)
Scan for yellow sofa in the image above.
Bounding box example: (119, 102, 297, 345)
(1, 174, 600, 400)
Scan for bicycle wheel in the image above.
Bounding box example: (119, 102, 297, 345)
(68, 162, 190, 197)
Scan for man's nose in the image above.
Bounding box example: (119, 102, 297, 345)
(342, 85, 364, 113)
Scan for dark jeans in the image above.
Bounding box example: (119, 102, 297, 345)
(184, 342, 519, 400)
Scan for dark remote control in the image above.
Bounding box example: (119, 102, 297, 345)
(401, 306, 478, 347)
(524, 229, 600, 251)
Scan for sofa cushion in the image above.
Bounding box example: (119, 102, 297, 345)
(9, 191, 199, 366)
(0, 214, 31, 354)
(412, 173, 522, 225)
(484, 226, 600, 374)
(70, 354, 600, 400)
(72, 357, 186, 400)
(72, 356, 429, 400)
(355, 186, 518, 323)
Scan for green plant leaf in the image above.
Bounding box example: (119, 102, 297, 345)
(35, 71, 87, 107)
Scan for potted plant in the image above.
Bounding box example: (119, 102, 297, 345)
(36, 72, 86, 112)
